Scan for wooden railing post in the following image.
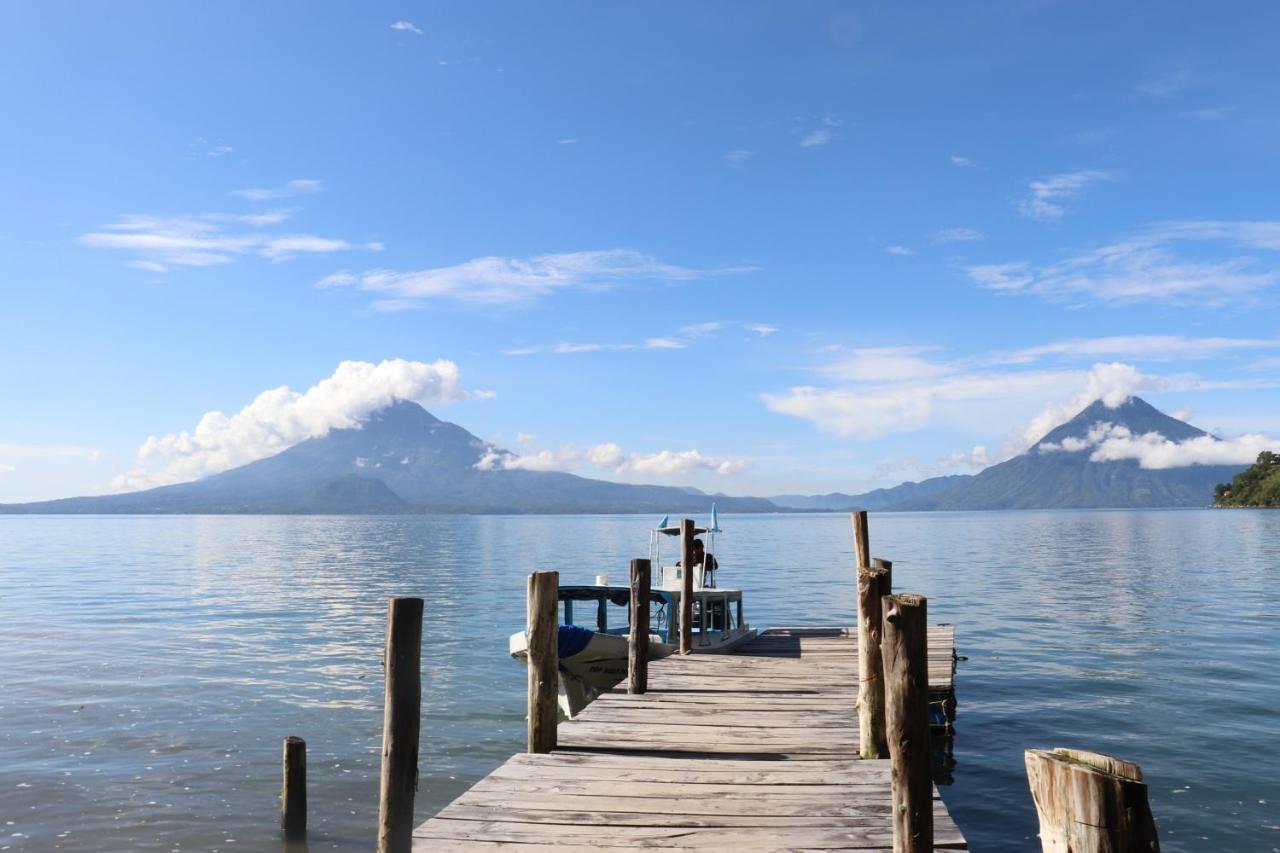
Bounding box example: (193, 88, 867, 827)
(281, 736, 306, 843)
(882, 593, 932, 853)
(527, 570, 559, 753)
(628, 558, 652, 694)
(852, 512, 890, 759)
(678, 518, 695, 654)
(1025, 748, 1160, 852)
(377, 597, 423, 853)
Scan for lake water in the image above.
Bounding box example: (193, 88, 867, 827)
(1, 510, 1278, 851)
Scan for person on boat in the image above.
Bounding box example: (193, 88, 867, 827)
(690, 538, 717, 573)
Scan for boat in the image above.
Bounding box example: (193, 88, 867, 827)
(509, 507, 757, 717)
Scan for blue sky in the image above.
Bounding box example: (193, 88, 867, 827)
(2, 1, 1280, 502)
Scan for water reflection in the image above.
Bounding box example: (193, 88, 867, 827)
(1, 509, 1278, 852)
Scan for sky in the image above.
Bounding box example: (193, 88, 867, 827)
(2, 1, 1280, 502)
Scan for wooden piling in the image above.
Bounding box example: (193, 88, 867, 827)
(679, 518, 695, 654)
(628, 558, 651, 694)
(882, 593, 932, 853)
(872, 556, 893, 577)
(1025, 748, 1160, 852)
(377, 597, 423, 853)
(857, 563, 891, 759)
(527, 570, 560, 753)
(280, 736, 306, 842)
(851, 510, 870, 568)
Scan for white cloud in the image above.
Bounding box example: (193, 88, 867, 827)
(679, 321, 721, 337)
(1001, 335, 1280, 364)
(0, 463, 13, 475)
(1178, 106, 1236, 121)
(1040, 421, 1275, 470)
(1018, 363, 1163, 447)
(725, 149, 753, 165)
(326, 250, 749, 309)
(800, 129, 833, 148)
(747, 324, 778, 337)
(1136, 70, 1192, 98)
(0, 444, 101, 461)
(112, 359, 469, 491)
(316, 270, 357, 288)
(970, 220, 1280, 305)
(1017, 169, 1111, 221)
(949, 155, 976, 168)
(819, 346, 951, 383)
(645, 337, 686, 349)
(390, 20, 423, 34)
(478, 442, 746, 477)
(557, 138, 578, 145)
(80, 210, 376, 272)
(884, 245, 915, 256)
(934, 227, 982, 243)
(231, 179, 323, 201)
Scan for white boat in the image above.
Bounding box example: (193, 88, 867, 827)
(509, 509, 757, 717)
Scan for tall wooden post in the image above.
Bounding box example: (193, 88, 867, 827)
(678, 518, 695, 655)
(628, 558, 652, 694)
(527, 570, 559, 753)
(1025, 748, 1160, 852)
(852, 510, 870, 569)
(882, 593, 932, 853)
(281, 736, 306, 842)
(852, 512, 889, 759)
(377, 597, 423, 853)
(857, 563, 891, 759)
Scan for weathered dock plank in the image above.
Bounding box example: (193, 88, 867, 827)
(414, 627, 963, 850)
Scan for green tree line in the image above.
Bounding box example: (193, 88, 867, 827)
(1215, 451, 1280, 507)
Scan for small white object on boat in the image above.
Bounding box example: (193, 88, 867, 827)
(508, 507, 757, 717)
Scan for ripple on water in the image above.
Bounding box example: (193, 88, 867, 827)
(1, 510, 1278, 851)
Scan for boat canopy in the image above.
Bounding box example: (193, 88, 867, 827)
(654, 525, 708, 536)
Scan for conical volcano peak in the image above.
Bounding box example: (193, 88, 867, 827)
(1035, 396, 1207, 448)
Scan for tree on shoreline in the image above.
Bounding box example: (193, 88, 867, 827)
(1215, 451, 1280, 507)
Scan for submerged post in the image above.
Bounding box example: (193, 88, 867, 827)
(281, 736, 306, 843)
(679, 518, 695, 654)
(1025, 748, 1160, 852)
(882, 593, 932, 853)
(527, 570, 559, 753)
(377, 597, 423, 853)
(628, 558, 651, 694)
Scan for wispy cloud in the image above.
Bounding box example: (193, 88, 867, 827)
(231, 179, 323, 202)
(884, 245, 915, 256)
(725, 149, 753, 165)
(112, 359, 469, 491)
(1017, 169, 1111, 221)
(679, 321, 721, 337)
(1178, 105, 1236, 121)
(1136, 69, 1192, 98)
(477, 442, 746, 477)
(799, 129, 833, 148)
(390, 20, 423, 35)
(79, 212, 380, 272)
(747, 323, 778, 337)
(998, 335, 1280, 364)
(970, 220, 1280, 305)
(322, 250, 751, 310)
(934, 227, 982, 243)
(949, 155, 976, 168)
(557, 137, 578, 145)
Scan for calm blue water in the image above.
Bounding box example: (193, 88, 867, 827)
(1, 511, 1277, 851)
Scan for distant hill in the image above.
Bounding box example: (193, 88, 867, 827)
(0, 401, 777, 515)
(771, 476, 973, 511)
(776, 397, 1248, 511)
(1214, 451, 1280, 507)
(893, 397, 1245, 510)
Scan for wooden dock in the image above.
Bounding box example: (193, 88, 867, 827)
(414, 626, 965, 851)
